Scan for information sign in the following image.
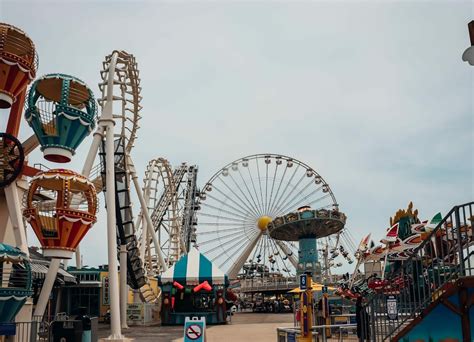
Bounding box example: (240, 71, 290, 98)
(299, 274, 307, 290)
(386, 295, 398, 320)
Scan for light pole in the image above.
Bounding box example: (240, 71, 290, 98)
(462, 21, 474, 65)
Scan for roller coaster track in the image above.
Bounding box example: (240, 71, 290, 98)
(138, 160, 198, 272)
(181, 165, 199, 251)
(97, 51, 159, 304)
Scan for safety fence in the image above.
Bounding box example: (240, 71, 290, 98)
(0, 320, 51, 342)
(277, 324, 358, 342)
(1, 314, 98, 341)
(240, 278, 298, 292)
(361, 201, 474, 341)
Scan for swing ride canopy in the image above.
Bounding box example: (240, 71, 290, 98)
(158, 248, 228, 286)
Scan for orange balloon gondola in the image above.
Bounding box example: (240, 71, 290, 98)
(23, 169, 97, 259)
(0, 23, 37, 108)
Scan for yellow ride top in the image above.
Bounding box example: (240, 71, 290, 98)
(257, 216, 272, 231)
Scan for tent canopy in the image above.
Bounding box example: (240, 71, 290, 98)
(158, 248, 228, 286)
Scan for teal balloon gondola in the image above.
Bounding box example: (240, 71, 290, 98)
(25, 73, 97, 163)
(0, 243, 33, 323)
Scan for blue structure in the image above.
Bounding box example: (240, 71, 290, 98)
(25, 73, 97, 163)
(0, 243, 33, 323)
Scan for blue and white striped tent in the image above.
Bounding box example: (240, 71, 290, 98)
(158, 248, 228, 286)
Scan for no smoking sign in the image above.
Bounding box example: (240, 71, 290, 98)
(186, 324, 202, 340)
(184, 316, 206, 342)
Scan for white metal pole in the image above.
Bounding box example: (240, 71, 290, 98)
(100, 51, 124, 340)
(381, 248, 389, 280)
(139, 215, 147, 263)
(119, 245, 129, 329)
(138, 163, 153, 263)
(227, 232, 262, 279)
(104, 119, 123, 339)
(4, 183, 29, 255)
(75, 119, 106, 268)
(82, 127, 105, 177)
(34, 258, 60, 317)
(127, 155, 167, 271)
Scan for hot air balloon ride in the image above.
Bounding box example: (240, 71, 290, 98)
(0, 243, 33, 323)
(23, 169, 98, 259)
(24, 74, 97, 163)
(0, 23, 37, 109)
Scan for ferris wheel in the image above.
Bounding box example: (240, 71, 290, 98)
(196, 154, 355, 280)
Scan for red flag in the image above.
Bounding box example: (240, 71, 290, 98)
(381, 223, 399, 244)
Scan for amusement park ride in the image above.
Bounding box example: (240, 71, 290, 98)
(195, 154, 356, 282)
(2, 19, 470, 342)
(0, 22, 357, 339)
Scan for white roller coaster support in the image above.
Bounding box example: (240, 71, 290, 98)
(75, 126, 106, 269)
(119, 245, 129, 329)
(274, 240, 298, 269)
(100, 51, 125, 340)
(138, 160, 155, 265)
(33, 258, 60, 317)
(227, 232, 263, 279)
(4, 183, 28, 255)
(127, 155, 167, 271)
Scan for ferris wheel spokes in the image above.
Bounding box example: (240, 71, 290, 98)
(216, 175, 261, 218)
(226, 231, 262, 278)
(196, 154, 341, 280)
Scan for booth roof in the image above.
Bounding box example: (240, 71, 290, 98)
(158, 248, 228, 286)
(0, 243, 26, 261)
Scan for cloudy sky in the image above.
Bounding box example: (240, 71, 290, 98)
(1, 0, 472, 268)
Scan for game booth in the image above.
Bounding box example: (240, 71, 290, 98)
(158, 248, 230, 325)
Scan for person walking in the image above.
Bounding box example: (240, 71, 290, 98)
(356, 296, 370, 341)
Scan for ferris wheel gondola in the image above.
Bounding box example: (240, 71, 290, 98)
(195, 154, 352, 280)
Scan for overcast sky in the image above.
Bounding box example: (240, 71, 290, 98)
(1, 0, 472, 268)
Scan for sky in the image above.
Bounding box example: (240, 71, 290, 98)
(0, 0, 473, 269)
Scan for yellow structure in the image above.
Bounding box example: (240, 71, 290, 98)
(257, 216, 272, 231)
(99, 270, 160, 319)
(298, 274, 314, 342)
(289, 283, 335, 293)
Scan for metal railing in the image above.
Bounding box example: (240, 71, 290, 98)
(240, 278, 298, 292)
(277, 324, 358, 341)
(362, 202, 474, 341)
(1, 320, 51, 342)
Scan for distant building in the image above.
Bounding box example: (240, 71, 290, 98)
(65, 265, 110, 319)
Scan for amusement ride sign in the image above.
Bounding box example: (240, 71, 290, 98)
(299, 274, 308, 290)
(386, 295, 398, 320)
(102, 276, 110, 305)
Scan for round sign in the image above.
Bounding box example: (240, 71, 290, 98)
(186, 324, 202, 340)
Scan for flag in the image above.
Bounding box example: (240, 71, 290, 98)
(358, 233, 371, 252)
(381, 223, 399, 244)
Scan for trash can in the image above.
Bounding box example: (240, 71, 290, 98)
(90, 317, 98, 342)
(80, 315, 91, 342)
(51, 320, 84, 342)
